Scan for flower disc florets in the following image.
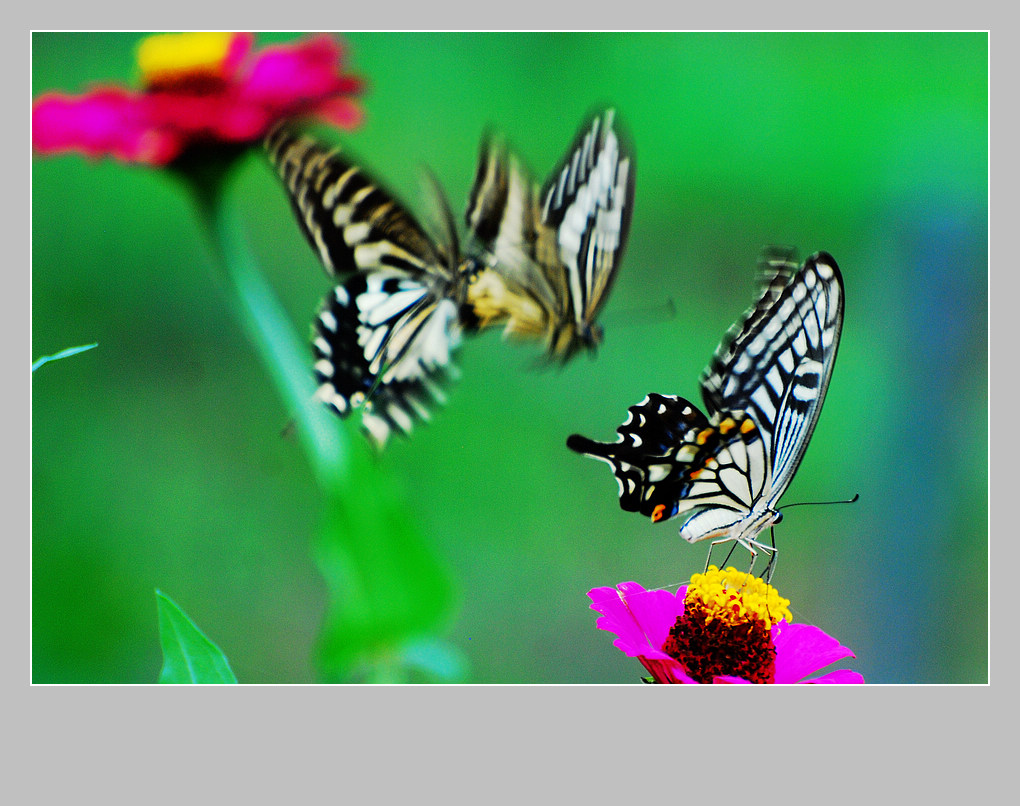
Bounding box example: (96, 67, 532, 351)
(663, 567, 791, 683)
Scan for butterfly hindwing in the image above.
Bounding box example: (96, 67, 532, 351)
(566, 395, 768, 522)
(312, 272, 460, 446)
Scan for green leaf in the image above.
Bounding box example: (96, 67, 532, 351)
(32, 342, 98, 372)
(155, 590, 237, 684)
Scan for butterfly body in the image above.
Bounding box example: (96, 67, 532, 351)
(567, 250, 844, 565)
(267, 109, 633, 446)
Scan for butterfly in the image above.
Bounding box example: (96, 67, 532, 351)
(265, 109, 634, 446)
(566, 249, 844, 576)
(464, 108, 635, 362)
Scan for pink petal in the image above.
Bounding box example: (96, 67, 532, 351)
(640, 657, 696, 684)
(801, 669, 866, 684)
(32, 89, 179, 164)
(588, 582, 685, 660)
(222, 32, 255, 78)
(242, 34, 347, 104)
(313, 96, 365, 130)
(772, 622, 858, 683)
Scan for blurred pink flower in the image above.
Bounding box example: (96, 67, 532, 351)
(32, 32, 364, 166)
(589, 569, 864, 684)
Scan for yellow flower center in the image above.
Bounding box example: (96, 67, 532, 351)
(661, 566, 791, 684)
(136, 32, 238, 86)
(685, 565, 792, 630)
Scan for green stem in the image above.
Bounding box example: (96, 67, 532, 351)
(182, 165, 348, 487)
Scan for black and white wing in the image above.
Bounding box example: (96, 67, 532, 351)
(464, 109, 635, 361)
(700, 250, 845, 501)
(265, 125, 464, 447)
(567, 250, 844, 551)
(566, 393, 769, 527)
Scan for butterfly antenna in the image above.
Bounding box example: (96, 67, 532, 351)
(779, 493, 860, 512)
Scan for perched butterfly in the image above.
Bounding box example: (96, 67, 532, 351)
(265, 109, 634, 446)
(567, 249, 844, 576)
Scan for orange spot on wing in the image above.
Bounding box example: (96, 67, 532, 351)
(740, 418, 756, 434)
(719, 417, 736, 434)
(651, 504, 667, 523)
(696, 428, 714, 445)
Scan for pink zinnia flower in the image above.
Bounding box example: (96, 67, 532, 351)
(589, 566, 864, 684)
(32, 32, 364, 165)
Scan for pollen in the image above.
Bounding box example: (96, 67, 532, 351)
(686, 566, 791, 629)
(136, 32, 239, 86)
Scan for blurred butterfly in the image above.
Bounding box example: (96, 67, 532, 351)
(265, 109, 634, 446)
(567, 249, 844, 577)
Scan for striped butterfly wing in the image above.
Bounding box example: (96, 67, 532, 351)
(568, 250, 843, 549)
(464, 109, 635, 361)
(463, 133, 556, 341)
(265, 125, 464, 446)
(700, 250, 845, 502)
(565, 394, 768, 525)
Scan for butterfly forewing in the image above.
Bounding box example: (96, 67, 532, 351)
(265, 125, 449, 279)
(539, 109, 635, 330)
(700, 251, 844, 497)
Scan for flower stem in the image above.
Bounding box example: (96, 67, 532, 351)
(181, 162, 348, 488)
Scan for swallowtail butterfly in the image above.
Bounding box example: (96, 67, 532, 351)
(465, 109, 634, 361)
(265, 109, 633, 446)
(567, 249, 844, 574)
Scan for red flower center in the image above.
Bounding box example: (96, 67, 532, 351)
(663, 597, 777, 683)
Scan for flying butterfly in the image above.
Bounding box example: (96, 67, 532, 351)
(464, 108, 634, 362)
(265, 109, 634, 446)
(567, 249, 844, 577)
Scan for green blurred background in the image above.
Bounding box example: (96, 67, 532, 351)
(32, 32, 987, 683)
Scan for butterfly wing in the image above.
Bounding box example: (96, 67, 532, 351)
(566, 394, 769, 531)
(312, 272, 460, 446)
(464, 109, 635, 360)
(265, 125, 463, 446)
(700, 250, 845, 500)
(463, 133, 558, 339)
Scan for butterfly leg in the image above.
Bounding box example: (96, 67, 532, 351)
(743, 536, 777, 584)
(706, 538, 743, 574)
